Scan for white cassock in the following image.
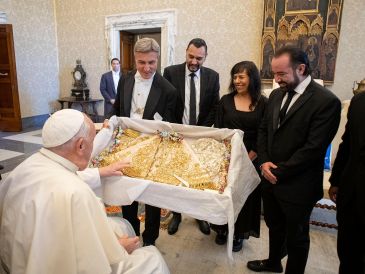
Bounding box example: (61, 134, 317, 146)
(0, 148, 169, 274)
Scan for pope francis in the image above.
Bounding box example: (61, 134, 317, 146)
(0, 109, 169, 274)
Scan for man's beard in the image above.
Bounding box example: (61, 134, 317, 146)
(279, 73, 300, 92)
(188, 64, 200, 72)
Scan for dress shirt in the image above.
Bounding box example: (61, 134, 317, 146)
(130, 71, 155, 119)
(112, 70, 120, 93)
(280, 75, 312, 112)
(183, 65, 201, 125)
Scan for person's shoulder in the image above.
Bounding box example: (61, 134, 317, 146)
(219, 92, 233, 103)
(165, 63, 184, 71)
(202, 66, 218, 76)
(102, 71, 112, 77)
(155, 73, 177, 91)
(310, 81, 339, 102)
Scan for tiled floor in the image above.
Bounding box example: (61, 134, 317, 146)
(0, 128, 339, 273)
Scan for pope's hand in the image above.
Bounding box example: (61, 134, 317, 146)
(98, 160, 131, 177)
(118, 235, 140, 254)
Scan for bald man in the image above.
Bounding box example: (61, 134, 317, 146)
(0, 109, 169, 274)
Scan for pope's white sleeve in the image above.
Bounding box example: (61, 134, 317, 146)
(77, 168, 101, 190)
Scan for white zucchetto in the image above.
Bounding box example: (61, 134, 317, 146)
(42, 109, 85, 148)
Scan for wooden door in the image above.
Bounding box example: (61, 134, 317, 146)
(0, 24, 21, 131)
(120, 31, 134, 74)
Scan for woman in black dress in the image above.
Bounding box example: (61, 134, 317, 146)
(214, 61, 267, 252)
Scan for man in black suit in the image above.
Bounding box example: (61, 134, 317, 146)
(113, 37, 177, 246)
(329, 92, 365, 274)
(247, 46, 341, 273)
(100, 58, 121, 118)
(163, 38, 220, 235)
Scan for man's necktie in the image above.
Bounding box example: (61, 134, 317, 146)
(279, 89, 296, 123)
(189, 73, 197, 125)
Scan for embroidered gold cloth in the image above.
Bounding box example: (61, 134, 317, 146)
(92, 127, 230, 192)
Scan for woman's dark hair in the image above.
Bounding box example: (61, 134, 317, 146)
(228, 61, 262, 110)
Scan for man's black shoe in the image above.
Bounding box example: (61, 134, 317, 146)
(196, 219, 210, 235)
(143, 241, 155, 247)
(247, 259, 283, 273)
(168, 214, 181, 235)
(232, 238, 243, 252)
(215, 231, 227, 245)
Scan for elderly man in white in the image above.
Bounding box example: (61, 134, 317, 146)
(0, 109, 169, 274)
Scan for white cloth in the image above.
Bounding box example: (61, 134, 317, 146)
(130, 71, 155, 119)
(0, 148, 169, 274)
(42, 109, 84, 148)
(93, 117, 261, 259)
(112, 71, 120, 93)
(183, 66, 201, 124)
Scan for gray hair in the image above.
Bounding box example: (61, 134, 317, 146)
(134, 37, 160, 56)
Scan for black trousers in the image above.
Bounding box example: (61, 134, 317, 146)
(262, 187, 314, 274)
(337, 193, 365, 274)
(122, 201, 161, 243)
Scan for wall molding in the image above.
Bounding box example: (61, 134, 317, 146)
(105, 9, 177, 72)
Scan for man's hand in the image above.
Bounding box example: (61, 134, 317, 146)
(102, 119, 110, 129)
(328, 186, 338, 203)
(110, 99, 115, 104)
(261, 162, 278, 184)
(118, 235, 140, 254)
(99, 160, 131, 177)
(248, 150, 257, 161)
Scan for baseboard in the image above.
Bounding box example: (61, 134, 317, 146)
(22, 114, 50, 129)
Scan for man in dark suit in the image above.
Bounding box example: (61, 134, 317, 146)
(329, 92, 365, 274)
(100, 58, 121, 118)
(113, 38, 177, 246)
(247, 46, 341, 273)
(163, 38, 220, 235)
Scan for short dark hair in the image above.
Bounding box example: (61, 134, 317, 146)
(229, 61, 262, 110)
(111, 58, 120, 64)
(274, 46, 311, 76)
(186, 38, 208, 54)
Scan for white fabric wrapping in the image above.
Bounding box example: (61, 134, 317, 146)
(93, 117, 261, 259)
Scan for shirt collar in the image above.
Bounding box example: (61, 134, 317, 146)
(40, 148, 79, 173)
(112, 70, 120, 76)
(135, 71, 155, 83)
(185, 65, 201, 79)
(294, 75, 311, 95)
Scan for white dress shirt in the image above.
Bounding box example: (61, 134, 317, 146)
(280, 75, 312, 112)
(112, 70, 120, 93)
(130, 71, 155, 119)
(183, 65, 201, 125)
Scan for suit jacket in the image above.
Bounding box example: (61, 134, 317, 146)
(163, 63, 220, 126)
(257, 80, 341, 204)
(113, 70, 177, 122)
(329, 92, 365, 209)
(100, 71, 120, 117)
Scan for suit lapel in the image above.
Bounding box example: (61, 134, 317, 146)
(179, 63, 186, 104)
(199, 67, 207, 111)
(143, 74, 162, 119)
(108, 71, 116, 92)
(123, 73, 135, 117)
(279, 83, 314, 127)
(272, 90, 283, 131)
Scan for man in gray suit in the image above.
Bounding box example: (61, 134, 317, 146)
(100, 58, 121, 118)
(113, 38, 177, 246)
(163, 38, 220, 235)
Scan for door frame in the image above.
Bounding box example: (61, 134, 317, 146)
(105, 9, 176, 73)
